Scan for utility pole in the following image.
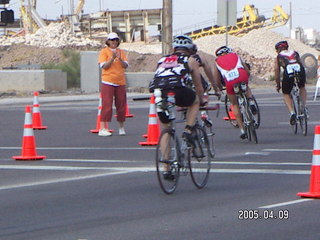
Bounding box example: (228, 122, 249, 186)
(162, 0, 172, 55)
(289, 2, 292, 38)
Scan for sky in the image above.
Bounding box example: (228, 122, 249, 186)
(6, 0, 320, 37)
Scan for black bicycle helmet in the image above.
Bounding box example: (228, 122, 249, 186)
(215, 46, 232, 56)
(275, 40, 288, 50)
(172, 35, 193, 50)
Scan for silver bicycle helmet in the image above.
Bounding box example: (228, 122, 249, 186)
(172, 35, 193, 50)
(215, 46, 232, 56)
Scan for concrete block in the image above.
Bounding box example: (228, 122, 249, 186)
(0, 70, 67, 92)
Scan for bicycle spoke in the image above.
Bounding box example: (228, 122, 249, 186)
(251, 95, 261, 129)
(156, 129, 180, 194)
(299, 108, 308, 136)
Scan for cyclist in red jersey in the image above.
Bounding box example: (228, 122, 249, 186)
(213, 46, 256, 139)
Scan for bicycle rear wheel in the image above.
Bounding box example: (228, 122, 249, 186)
(225, 95, 238, 128)
(204, 124, 215, 158)
(249, 122, 258, 144)
(251, 95, 261, 129)
(156, 129, 180, 194)
(299, 107, 308, 136)
(188, 125, 212, 189)
(292, 96, 298, 134)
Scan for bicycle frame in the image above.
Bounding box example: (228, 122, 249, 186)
(234, 82, 258, 143)
(155, 90, 217, 194)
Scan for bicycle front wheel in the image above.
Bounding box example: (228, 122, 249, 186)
(188, 125, 212, 189)
(156, 129, 180, 194)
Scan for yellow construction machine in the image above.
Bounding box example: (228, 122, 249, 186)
(186, 4, 289, 40)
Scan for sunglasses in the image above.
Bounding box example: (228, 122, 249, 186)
(109, 38, 119, 42)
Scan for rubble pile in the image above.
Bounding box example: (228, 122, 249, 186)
(0, 22, 102, 48)
(121, 28, 320, 80)
(0, 23, 319, 81)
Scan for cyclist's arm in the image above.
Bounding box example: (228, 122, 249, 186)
(274, 57, 281, 92)
(201, 57, 220, 93)
(241, 59, 250, 76)
(188, 57, 205, 103)
(212, 61, 223, 91)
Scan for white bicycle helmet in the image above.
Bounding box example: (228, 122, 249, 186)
(215, 46, 232, 56)
(172, 35, 193, 50)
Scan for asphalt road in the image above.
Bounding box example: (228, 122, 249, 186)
(0, 87, 320, 240)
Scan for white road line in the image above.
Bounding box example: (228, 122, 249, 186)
(259, 199, 314, 209)
(0, 147, 156, 150)
(245, 152, 270, 156)
(212, 161, 310, 166)
(47, 159, 310, 165)
(46, 159, 143, 163)
(0, 165, 310, 175)
(0, 171, 130, 191)
(263, 148, 311, 152)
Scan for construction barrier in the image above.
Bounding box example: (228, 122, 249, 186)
(139, 95, 160, 146)
(12, 105, 46, 160)
(297, 125, 320, 198)
(32, 91, 47, 130)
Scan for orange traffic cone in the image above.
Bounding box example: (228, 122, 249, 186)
(297, 125, 320, 198)
(142, 95, 156, 139)
(12, 105, 46, 161)
(90, 93, 113, 133)
(223, 104, 236, 121)
(124, 102, 134, 118)
(32, 91, 47, 130)
(114, 101, 134, 118)
(139, 95, 160, 146)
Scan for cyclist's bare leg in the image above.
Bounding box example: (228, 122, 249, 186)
(299, 86, 307, 106)
(185, 95, 200, 132)
(228, 94, 244, 130)
(245, 85, 254, 99)
(283, 93, 294, 113)
(159, 122, 172, 172)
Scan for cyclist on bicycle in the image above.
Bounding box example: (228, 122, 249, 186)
(149, 35, 207, 180)
(274, 40, 307, 125)
(213, 46, 256, 139)
(190, 44, 221, 95)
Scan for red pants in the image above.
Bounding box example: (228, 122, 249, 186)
(100, 83, 127, 122)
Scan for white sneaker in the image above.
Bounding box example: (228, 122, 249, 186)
(98, 128, 112, 137)
(119, 128, 126, 136)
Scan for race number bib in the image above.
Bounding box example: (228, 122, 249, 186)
(225, 69, 240, 81)
(286, 63, 300, 74)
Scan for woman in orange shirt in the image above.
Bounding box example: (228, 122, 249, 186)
(98, 32, 129, 136)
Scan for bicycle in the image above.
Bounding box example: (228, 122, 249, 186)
(233, 82, 259, 144)
(155, 90, 219, 194)
(290, 70, 308, 136)
(224, 89, 260, 129)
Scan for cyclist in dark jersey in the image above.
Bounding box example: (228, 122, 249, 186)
(150, 35, 207, 180)
(274, 40, 307, 125)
